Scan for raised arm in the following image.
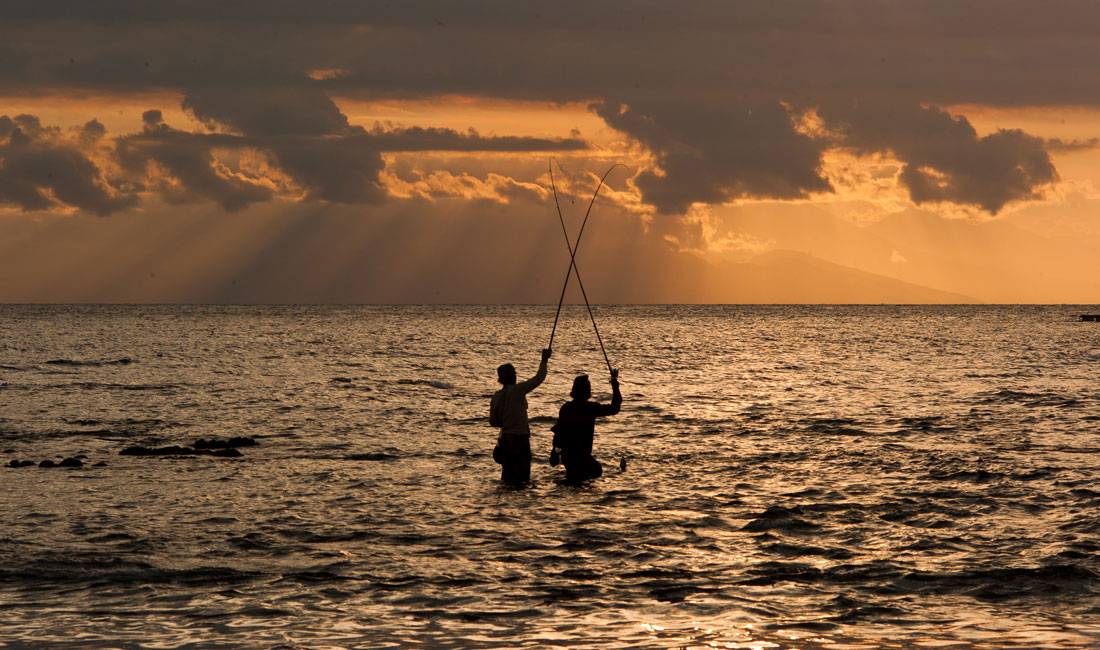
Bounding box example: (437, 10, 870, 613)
(517, 348, 551, 393)
(593, 369, 622, 416)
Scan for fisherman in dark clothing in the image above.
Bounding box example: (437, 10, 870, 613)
(551, 370, 621, 483)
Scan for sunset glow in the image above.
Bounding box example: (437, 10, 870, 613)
(1, 2, 1099, 303)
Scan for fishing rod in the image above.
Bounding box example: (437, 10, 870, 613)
(546, 159, 624, 377)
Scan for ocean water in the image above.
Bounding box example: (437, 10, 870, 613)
(2, 304, 1100, 649)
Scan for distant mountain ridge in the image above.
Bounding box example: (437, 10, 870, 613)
(712, 249, 978, 303)
(708, 204, 1100, 303)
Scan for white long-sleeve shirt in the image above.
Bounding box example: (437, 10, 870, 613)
(490, 360, 547, 437)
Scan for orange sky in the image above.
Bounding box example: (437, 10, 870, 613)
(2, 2, 1099, 303)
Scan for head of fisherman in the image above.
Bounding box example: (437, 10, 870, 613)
(497, 363, 517, 385)
(570, 375, 591, 401)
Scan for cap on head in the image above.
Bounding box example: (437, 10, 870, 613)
(497, 363, 517, 384)
(570, 374, 591, 399)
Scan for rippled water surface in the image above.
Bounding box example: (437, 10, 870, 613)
(2, 304, 1100, 649)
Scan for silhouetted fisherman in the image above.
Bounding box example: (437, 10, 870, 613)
(490, 348, 551, 484)
(550, 370, 621, 483)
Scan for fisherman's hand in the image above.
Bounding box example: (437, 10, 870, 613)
(541, 348, 552, 363)
(610, 368, 619, 387)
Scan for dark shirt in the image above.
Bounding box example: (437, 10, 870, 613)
(551, 385, 622, 457)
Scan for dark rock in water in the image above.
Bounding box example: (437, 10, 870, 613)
(58, 457, 84, 468)
(194, 436, 258, 449)
(120, 444, 244, 458)
(8, 459, 36, 468)
(331, 377, 353, 383)
(38, 460, 56, 468)
(93, 461, 108, 467)
(348, 452, 396, 461)
(120, 445, 195, 456)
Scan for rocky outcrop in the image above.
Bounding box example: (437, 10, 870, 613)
(7, 457, 84, 468)
(118, 437, 256, 458)
(347, 452, 397, 461)
(119, 445, 243, 457)
(193, 437, 257, 449)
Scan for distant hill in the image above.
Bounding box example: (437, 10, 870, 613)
(705, 204, 1099, 303)
(707, 249, 977, 303)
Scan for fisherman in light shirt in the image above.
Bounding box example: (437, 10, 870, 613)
(490, 348, 551, 484)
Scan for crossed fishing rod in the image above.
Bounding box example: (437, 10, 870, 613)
(546, 159, 625, 379)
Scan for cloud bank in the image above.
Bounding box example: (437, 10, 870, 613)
(1, 1, 1097, 222)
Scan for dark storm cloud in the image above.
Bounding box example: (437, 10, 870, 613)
(593, 99, 832, 217)
(78, 118, 107, 147)
(177, 88, 383, 202)
(115, 111, 274, 211)
(0, 114, 137, 215)
(7, 1, 1100, 38)
(107, 92, 586, 210)
(265, 135, 386, 204)
(0, 43, 30, 81)
(179, 85, 584, 149)
(2, 0, 1097, 215)
(182, 87, 349, 136)
(1045, 137, 1100, 152)
(366, 126, 584, 152)
(819, 103, 1058, 213)
(9, 1, 1100, 105)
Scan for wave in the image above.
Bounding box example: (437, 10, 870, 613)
(901, 563, 1099, 601)
(740, 505, 822, 532)
(979, 389, 1084, 408)
(889, 416, 957, 433)
(0, 556, 260, 587)
(762, 542, 855, 560)
(397, 378, 455, 389)
(798, 417, 870, 436)
(64, 417, 171, 429)
(347, 452, 399, 461)
(1, 382, 178, 392)
(45, 358, 135, 367)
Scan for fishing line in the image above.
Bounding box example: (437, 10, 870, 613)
(547, 159, 618, 355)
(547, 159, 624, 377)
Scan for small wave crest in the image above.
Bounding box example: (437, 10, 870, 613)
(0, 555, 259, 587)
(741, 505, 821, 532)
(798, 417, 870, 436)
(903, 564, 1099, 601)
(979, 388, 1083, 408)
(397, 378, 455, 389)
(45, 358, 135, 367)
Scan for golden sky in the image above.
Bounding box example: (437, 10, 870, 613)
(1, 1, 1099, 303)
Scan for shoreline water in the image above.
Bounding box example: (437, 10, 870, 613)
(2, 304, 1099, 648)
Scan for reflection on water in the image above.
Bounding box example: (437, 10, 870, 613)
(1, 304, 1099, 648)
